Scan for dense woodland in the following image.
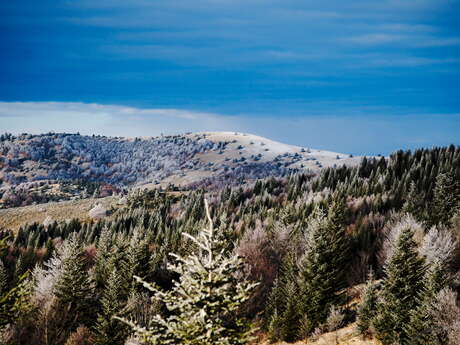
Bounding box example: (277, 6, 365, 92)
(0, 133, 299, 208)
(1, 145, 460, 344)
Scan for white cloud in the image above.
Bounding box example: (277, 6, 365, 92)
(0, 102, 244, 137)
(0, 101, 458, 155)
(344, 32, 460, 48)
(58, 0, 460, 73)
(413, 37, 460, 47)
(368, 57, 459, 67)
(346, 33, 406, 45)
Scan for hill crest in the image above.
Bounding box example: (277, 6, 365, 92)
(0, 131, 362, 208)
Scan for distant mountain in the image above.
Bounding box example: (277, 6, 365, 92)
(0, 131, 362, 208)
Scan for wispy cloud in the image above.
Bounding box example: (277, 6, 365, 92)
(367, 57, 460, 67)
(345, 32, 460, 48)
(0, 102, 459, 155)
(0, 102, 242, 137)
(413, 37, 460, 47)
(1, 0, 459, 152)
(345, 33, 407, 45)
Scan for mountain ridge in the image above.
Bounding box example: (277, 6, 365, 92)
(0, 131, 363, 208)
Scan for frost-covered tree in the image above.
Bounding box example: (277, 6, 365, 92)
(405, 226, 457, 345)
(405, 261, 447, 345)
(431, 288, 460, 345)
(432, 171, 460, 226)
(116, 200, 258, 345)
(326, 305, 345, 345)
(419, 226, 457, 268)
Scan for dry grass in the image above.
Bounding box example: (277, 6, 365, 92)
(0, 196, 120, 231)
(256, 323, 379, 345)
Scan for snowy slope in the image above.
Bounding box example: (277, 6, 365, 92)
(156, 131, 362, 187)
(189, 131, 360, 170)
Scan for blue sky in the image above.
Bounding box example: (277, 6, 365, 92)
(1, 0, 459, 155)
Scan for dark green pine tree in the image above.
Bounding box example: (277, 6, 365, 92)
(373, 225, 425, 345)
(356, 269, 379, 337)
(127, 228, 152, 281)
(405, 261, 449, 345)
(298, 196, 350, 335)
(0, 237, 30, 331)
(94, 268, 130, 345)
(54, 239, 94, 330)
(325, 195, 350, 289)
(266, 251, 300, 342)
(278, 279, 300, 341)
(94, 229, 113, 288)
(105, 238, 132, 299)
(432, 171, 460, 226)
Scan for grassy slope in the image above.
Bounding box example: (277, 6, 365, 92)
(0, 196, 120, 231)
(256, 324, 379, 345)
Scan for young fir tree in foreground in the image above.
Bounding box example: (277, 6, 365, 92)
(373, 224, 425, 345)
(115, 200, 258, 345)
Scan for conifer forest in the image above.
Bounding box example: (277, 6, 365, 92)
(1, 142, 460, 345)
(3, 0, 460, 343)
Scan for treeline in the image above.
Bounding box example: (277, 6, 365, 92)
(0, 146, 459, 344)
